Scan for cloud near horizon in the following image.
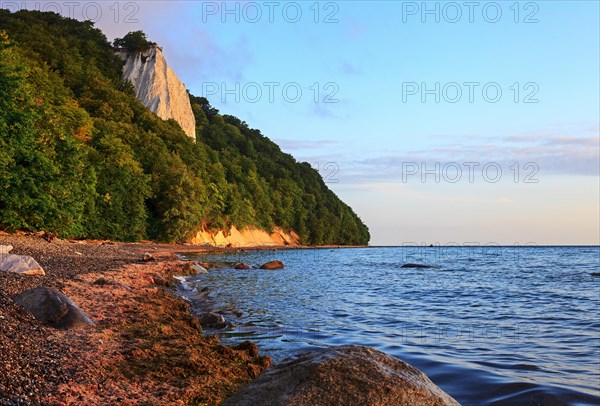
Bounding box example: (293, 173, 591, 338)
(345, 132, 600, 183)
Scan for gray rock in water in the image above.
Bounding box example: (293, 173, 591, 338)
(0, 254, 45, 275)
(198, 312, 228, 329)
(191, 263, 209, 274)
(223, 345, 460, 406)
(13, 287, 94, 329)
(401, 263, 440, 269)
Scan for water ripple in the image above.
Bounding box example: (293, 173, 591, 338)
(185, 246, 600, 406)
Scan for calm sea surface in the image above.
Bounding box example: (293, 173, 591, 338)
(180, 246, 600, 405)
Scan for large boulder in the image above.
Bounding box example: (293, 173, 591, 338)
(260, 260, 285, 270)
(223, 345, 460, 406)
(0, 254, 45, 276)
(13, 287, 94, 329)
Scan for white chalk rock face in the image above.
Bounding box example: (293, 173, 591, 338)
(119, 46, 196, 140)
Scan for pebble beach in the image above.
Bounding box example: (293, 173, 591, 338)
(0, 232, 270, 405)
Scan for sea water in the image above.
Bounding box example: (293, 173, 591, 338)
(181, 246, 600, 405)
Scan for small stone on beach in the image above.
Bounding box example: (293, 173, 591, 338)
(142, 252, 156, 262)
(93, 277, 132, 291)
(0, 245, 14, 254)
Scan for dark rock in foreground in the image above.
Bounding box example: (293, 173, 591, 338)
(401, 263, 440, 269)
(260, 260, 285, 270)
(223, 345, 460, 406)
(591, 273, 600, 277)
(13, 287, 94, 329)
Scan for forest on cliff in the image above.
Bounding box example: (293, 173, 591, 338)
(0, 10, 370, 245)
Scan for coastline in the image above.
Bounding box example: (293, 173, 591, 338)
(1, 233, 461, 405)
(0, 233, 272, 404)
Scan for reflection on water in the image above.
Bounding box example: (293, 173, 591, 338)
(181, 246, 600, 406)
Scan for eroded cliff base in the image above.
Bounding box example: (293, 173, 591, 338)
(189, 226, 300, 247)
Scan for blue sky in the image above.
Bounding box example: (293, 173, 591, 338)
(15, 1, 599, 245)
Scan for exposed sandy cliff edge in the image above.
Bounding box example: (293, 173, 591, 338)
(189, 226, 300, 247)
(118, 46, 196, 139)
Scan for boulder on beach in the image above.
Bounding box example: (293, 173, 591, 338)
(222, 345, 460, 406)
(13, 287, 94, 329)
(0, 254, 46, 276)
(260, 260, 285, 270)
(401, 263, 440, 269)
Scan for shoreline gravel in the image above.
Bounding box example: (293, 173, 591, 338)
(0, 232, 271, 405)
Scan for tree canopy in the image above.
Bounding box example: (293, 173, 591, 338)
(113, 30, 151, 53)
(0, 11, 370, 245)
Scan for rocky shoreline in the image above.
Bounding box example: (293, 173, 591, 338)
(1, 233, 459, 405)
(0, 233, 270, 404)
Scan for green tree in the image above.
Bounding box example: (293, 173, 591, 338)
(113, 31, 150, 53)
(0, 11, 371, 245)
(87, 121, 151, 241)
(0, 32, 94, 236)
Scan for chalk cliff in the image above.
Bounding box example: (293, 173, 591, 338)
(118, 46, 196, 139)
